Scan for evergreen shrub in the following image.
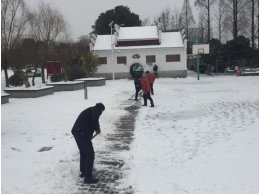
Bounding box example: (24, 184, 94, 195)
(8, 74, 23, 87)
(50, 73, 64, 82)
(67, 68, 86, 81)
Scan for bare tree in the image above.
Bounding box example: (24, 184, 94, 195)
(54, 42, 75, 82)
(20, 38, 41, 86)
(153, 6, 173, 31)
(29, 1, 68, 83)
(195, 0, 217, 41)
(76, 35, 91, 59)
(180, 0, 196, 39)
(1, 0, 31, 87)
(141, 17, 151, 26)
(246, 0, 257, 49)
(258, 0, 259, 49)
(214, 0, 228, 41)
(197, 11, 206, 43)
(224, 0, 248, 40)
(172, 6, 181, 30)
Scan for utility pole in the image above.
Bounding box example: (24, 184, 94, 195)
(197, 53, 200, 80)
(109, 21, 115, 80)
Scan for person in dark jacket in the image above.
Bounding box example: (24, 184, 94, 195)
(139, 76, 154, 107)
(134, 78, 142, 100)
(153, 64, 158, 77)
(71, 103, 105, 184)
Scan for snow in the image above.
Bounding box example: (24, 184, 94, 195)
(4, 86, 54, 91)
(94, 30, 183, 50)
(1, 70, 259, 193)
(47, 81, 84, 84)
(94, 35, 114, 51)
(76, 78, 106, 81)
(117, 26, 158, 40)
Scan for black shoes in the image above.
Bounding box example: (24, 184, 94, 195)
(151, 105, 155, 107)
(84, 177, 99, 184)
(142, 104, 147, 106)
(79, 172, 85, 178)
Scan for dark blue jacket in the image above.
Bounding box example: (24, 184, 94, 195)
(72, 106, 101, 139)
(134, 78, 141, 90)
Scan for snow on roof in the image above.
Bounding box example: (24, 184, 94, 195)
(117, 26, 158, 40)
(94, 35, 113, 51)
(94, 32, 184, 51)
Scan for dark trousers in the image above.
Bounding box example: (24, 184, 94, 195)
(149, 83, 154, 95)
(73, 131, 94, 179)
(154, 72, 158, 78)
(143, 92, 154, 106)
(135, 88, 141, 100)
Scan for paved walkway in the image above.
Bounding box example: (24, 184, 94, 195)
(76, 100, 140, 194)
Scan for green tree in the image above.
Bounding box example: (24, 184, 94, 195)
(80, 51, 99, 77)
(223, 36, 253, 62)
(92, 6, 141, 35)
(202, 39, 224, 64)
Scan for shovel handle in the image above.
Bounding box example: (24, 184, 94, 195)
(92, 133, 98, 140)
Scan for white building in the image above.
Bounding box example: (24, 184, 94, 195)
(90, 24, 187, 79)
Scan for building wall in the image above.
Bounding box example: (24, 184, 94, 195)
(93, 47, 187, 79)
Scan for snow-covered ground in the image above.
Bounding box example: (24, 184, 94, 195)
(1, 71, 259, 193)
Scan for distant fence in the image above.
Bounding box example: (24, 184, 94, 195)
(211, 72, 236, 76)
(206, 70, 259, 77)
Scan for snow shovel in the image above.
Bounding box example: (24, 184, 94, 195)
(91, 133, 98, 140)
(128, 93, 136, 100)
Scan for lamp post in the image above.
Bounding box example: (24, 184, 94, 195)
(109, 21, 115, 80)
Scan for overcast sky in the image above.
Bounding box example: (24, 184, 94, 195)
(25, 0, 198, 41)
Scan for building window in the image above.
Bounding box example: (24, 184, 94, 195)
(117, 56, 127, 64)
(146, 55, 156, 63)
(166, 54, 180, 62)
(98, 57, 107, 65)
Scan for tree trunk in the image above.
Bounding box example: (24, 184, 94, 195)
(41, 64, 45, 83)
(233, 0, 237, 40)
(219, 21, 221, 41)
(252, 0, 255, 50)
(202, 27, 204, 43)
(4, 65, 9, 87)
(257, 0, 259, 50)
(19, 72, 30, 88)
(3, 56, 9, 87)
(64, 72, 68, 82)
(32, 68, 37, 86)
(208, 0, 210, 41)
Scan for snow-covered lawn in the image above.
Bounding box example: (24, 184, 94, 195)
(1, 71, 259, 193)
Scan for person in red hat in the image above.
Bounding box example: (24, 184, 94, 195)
(139, 75, 154, 107)
(146, 71, 156, 95)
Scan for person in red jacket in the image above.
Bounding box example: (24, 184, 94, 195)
(146, 71, 155, 95)
(139, 75, 154, 107)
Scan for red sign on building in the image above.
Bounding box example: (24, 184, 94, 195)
(46, 61, 61, 79)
